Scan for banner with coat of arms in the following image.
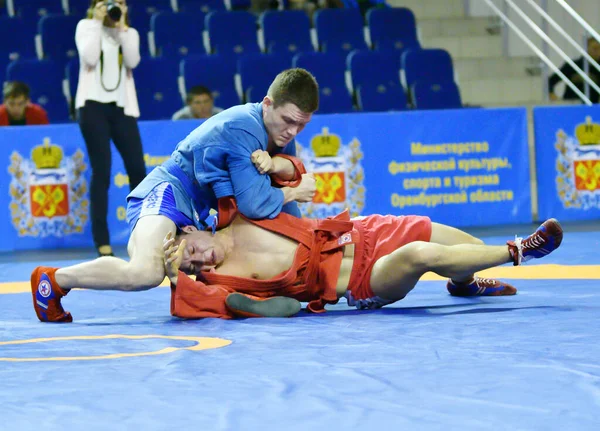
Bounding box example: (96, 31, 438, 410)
(8, 138, 89, 238)
(1, 112, 529, 251)
(0, 120, 201, 252)
(296, 127, 365, 219)
(297, 108, 530, 227)
(534, 105, 600, 221)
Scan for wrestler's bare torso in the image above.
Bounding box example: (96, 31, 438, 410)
(211, 217, 355, 296)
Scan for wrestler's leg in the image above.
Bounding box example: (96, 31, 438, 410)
(370, 241, 511, 301)
(55, 215, 176, 292)
(429, 222, 484, 246)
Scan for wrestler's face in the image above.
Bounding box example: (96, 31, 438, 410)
(262, 97, 312, 148)
(177, 227, 225, 274)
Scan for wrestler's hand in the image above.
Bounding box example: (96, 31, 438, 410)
(251, 150, 274, 175)
(294, 173, 317, 202)
(163, 232, 185, 285)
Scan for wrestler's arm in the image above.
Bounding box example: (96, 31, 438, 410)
(163, 231, 184, 285)
(226, 145, 302, 219)
(199, 141, 300, 219)
(270, 139, 299, 180)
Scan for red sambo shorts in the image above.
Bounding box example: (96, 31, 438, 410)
(346, 214, 432, 308)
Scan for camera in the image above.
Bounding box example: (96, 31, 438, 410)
(106, 0, 122, 22)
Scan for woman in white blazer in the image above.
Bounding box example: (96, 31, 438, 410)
(75, 0, 147, 257)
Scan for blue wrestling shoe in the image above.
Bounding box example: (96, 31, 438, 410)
(447, 277, 517, 297)
(507, 218, 563, 266)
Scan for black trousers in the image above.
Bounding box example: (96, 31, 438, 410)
(78, 100, 147, 248)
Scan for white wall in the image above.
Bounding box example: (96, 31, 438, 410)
(466, 0, 495, 17)
(466, 0, 600, 64)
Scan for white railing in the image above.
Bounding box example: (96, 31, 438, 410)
(481, 0, 600, 106)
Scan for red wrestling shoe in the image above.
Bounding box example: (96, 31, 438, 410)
(447, 277, 517, 297)
(225, 293, 301, 318)
(507, 218, 563, 266)
(31, 266, 72, 323)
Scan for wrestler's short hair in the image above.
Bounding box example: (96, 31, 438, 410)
(267, 68, 319, 113)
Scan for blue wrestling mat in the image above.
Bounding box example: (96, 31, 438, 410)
(1, 226, 600, 430)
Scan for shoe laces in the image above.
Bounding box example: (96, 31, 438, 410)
(523, 231, 546, 248)
(512, 236, 524, 265)
(475, 277, 497, 286)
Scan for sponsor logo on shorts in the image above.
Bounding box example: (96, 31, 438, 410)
(338, 233, 352, 245)
(144, 188, 160, 209)
(141, 183, 169, 216)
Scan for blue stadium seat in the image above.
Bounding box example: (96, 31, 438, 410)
(411, 80, 462, 110)
(177, 0, 225, 13)
(66, 0, 91, 15)
(260, 10, 313, 58)
(314, 8, 367, 54)
(225, 0, 251, 10)
(135, 56, 183, 120)
(238, 53, 291, 103)
(367, 7, 419, 53)
(341, 0, 389, 16)
(8, 0, 63, 19)
(401, 48, 455, 89)
(68, 0, 173, 15)
(205, 11, 260, 56)
(65, 57, 79, 102)
(292, 52, 353, 114)
(151, 11, 206, 57)
(0, 59, 7, 86)
(38, 14, 79, 65)
(128, 4, 163, 58)
(347, 50, 401, 94)
(0, 16, 37, 63)
(63, 57, 79, 118)
(180, 54, 240, 108)
(134, 0, 174, 10)
(6, 59, 70, 123)
(356, 82, 407, 112)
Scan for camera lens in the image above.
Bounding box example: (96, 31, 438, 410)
(106, 0, 122, 21)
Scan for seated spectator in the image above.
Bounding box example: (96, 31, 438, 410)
(288, 0, 343, 20)
(0, 81, 50, 126)
(172, 86, 223, 120)
(251, 0, 279, 14)
(549, 37, 600, 104)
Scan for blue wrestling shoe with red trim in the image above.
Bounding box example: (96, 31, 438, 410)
(31, 266, 72, 323)
(507, 218, 563, 266)
(447, 277, 517, 297)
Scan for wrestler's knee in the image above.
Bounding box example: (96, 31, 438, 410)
(467, 236, 484, 246)
(122, 264, 165, 291)
(404, 241, 443, 272)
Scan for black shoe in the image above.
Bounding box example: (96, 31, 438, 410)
(226, 293, 301, 318)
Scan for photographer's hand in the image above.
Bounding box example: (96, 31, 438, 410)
(93, 1, 107, 22)
(115, 2, 129, 30)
